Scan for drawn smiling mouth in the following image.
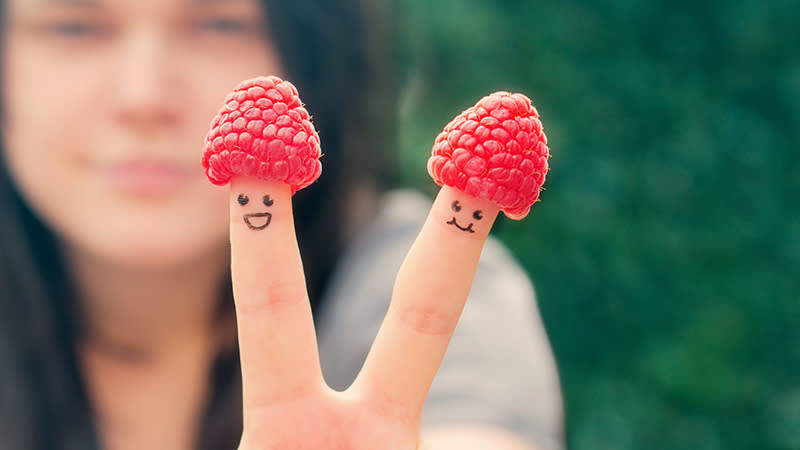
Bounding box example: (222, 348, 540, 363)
(243, 212, 272, 230)
(446, 217, 475, 233)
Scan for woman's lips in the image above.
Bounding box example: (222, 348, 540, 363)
(101, 161, 194, 194)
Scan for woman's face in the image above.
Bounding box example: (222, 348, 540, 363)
(3, 0, 281, 269)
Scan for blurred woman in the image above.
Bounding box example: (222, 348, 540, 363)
(0, 0, 563, 449)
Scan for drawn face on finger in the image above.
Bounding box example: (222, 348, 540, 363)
(237, 193, 275, 230)
(446, 200, 485, 234)
(434, 186, 499, 238)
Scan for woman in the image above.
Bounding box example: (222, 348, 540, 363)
(0, 0, 563, 449)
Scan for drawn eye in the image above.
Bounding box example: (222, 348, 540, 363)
(237, 194, 249, 206)
(263, 195, 274, 206)
(473, 210, 483, 220)
(451, 200, 462, 212)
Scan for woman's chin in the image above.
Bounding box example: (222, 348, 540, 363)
(62, 223, 229, 273)
(104, 242, 228, 272)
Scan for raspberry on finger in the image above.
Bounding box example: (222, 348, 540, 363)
(427, 92, 550, 220)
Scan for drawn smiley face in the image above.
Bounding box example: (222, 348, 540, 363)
(446, 200, 483, 233)
(237, 193, 274, 230)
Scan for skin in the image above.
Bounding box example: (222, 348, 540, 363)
(2, 0, 540, 448)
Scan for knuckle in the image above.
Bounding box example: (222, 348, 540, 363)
(396, 306, 457, 336)
(236, 280, 306, 315)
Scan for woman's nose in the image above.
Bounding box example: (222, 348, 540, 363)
(114, 29, 180, 130)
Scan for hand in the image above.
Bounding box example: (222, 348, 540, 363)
(229, 176, 499, 450)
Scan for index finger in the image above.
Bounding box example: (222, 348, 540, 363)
(201, 76, 326, 412)
(229, 176, 323, 410)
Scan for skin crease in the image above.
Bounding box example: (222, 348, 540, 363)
(2, 0, 539, 449)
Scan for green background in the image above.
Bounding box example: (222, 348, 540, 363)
(392, 1, 799, 448)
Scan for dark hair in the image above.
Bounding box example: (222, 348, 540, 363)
(0, 1, 396, 448)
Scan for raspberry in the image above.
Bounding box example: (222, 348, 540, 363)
(202, 76, 322, 194)
(427, 91, 549, 220)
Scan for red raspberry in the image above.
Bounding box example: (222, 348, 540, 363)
(427, 91, 549, 220)
(202, 76, 322, 194)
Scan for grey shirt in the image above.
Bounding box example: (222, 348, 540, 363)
(316, 190, 564, 450)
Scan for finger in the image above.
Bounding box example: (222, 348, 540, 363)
(352, 185, 499, 419)
(229, 176, 322, 410)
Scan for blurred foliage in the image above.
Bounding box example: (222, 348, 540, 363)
(391, 0, 800, 448)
